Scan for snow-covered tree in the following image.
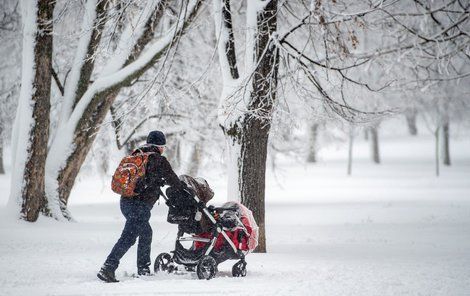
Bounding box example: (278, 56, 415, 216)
(8, 0, 55, 221)
(0, 0, 21, 174)
(213, 0, 279, 252)
(9, 0, 204, 221)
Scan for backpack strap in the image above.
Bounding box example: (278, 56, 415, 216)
(132, 148, 144, 155)
(132, 145, 158, 155)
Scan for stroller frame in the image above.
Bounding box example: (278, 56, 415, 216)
(155, 188, 250, 280)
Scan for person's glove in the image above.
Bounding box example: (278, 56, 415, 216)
(197, 201, 205, 209)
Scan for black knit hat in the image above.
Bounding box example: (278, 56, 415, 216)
(146, 130, 166, 146)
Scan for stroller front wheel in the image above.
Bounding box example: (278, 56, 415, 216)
(196, 255, 217, 280)
(232, 260, 247, 277)
(154, 252, 173, 273)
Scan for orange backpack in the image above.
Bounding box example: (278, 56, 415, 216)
(111, 150, 155, 197)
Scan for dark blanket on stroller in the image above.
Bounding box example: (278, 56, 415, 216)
(165, 186, 203, 234)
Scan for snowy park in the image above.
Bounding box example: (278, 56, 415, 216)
(1, 0, 470, 295)
(1, 122, 470, 295)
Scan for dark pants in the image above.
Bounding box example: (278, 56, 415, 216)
(103, 198, 153, 271)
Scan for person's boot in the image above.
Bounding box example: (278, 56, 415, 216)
(97, 266, 119, 283)
(137, 267, 152, 276)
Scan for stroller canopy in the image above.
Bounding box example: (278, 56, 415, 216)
(179, 175, 214, 204)
(219, 201, 259, 252)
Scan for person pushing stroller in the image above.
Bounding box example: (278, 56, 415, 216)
(97, 130, 185, 283)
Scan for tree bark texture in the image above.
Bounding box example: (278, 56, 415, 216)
(221, 0, 239, 79)
(71, 0, 108, 110)
(442, 121, 451, 166)
(21, 0, 55, 221)
(239, 117, 271, 253)
(405, 110, 418, 136)
(239, 0, 278, 253)
(307, 123, 319, 163)
(370, 125, 380, 164)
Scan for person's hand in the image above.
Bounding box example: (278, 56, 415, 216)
(197, 201, 205, 209)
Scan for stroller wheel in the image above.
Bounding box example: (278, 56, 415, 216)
(196, 256, 217, 280)
(154, 252, 172, 273)
(232, 260, 247, 277)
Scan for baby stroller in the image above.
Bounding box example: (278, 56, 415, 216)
(155, 175, 259, 280)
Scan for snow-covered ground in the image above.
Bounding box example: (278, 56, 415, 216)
(1, 131, 470, 296)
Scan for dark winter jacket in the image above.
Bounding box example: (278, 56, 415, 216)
(133, 144, 183, 206)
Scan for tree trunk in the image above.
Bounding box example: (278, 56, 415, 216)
(435, 127, 440, 177)
(187, 141, 202, 176)
(0, 124, 4, 174)
(370, 125, 380, 164)
(176, 140, 182, 169)
(164, 135, 180, 169)
(224, 116, 271, 254)
(241, 0, 278, 253)
(442, 121, 451, 166)
(307, 123, 319, 163)
(405, 110, 418, 136)
(239, 118, 270, 254)
(0, 140, 4, 175)
(72, 0, 108, 110)
(56, 90, 119, 219)
(215, 0, 278, 253)
(13, 0, 55, 221)
(347, 125, 354, 176)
